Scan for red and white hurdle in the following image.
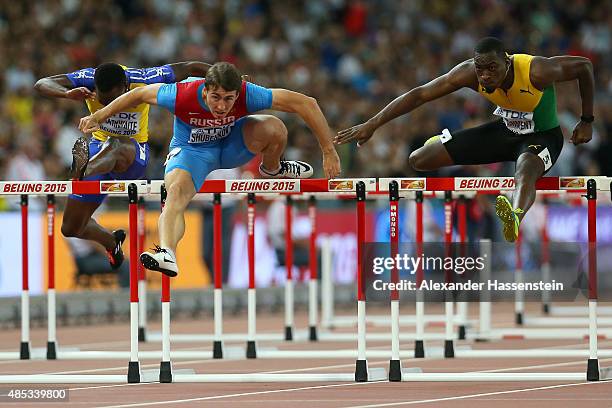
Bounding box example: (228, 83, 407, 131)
(0, 176, 611, 383)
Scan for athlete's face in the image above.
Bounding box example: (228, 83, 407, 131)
(97, 84, 129, 106)
(474, 52, 510, 92)
(204, 86, 239, 118)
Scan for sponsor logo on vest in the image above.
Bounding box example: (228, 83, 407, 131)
(493, 106, 535, 134)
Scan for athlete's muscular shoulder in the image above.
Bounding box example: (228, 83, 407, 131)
(529, 55, 593, 89)
(448, 59, 480, 91)
(415, 59, 478, 103)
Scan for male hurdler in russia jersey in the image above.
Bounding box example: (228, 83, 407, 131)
(157, 78, 273, 190)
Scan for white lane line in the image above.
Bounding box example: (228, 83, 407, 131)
(478, 357, 612, 373)
(344, 381, 605, 408)
(260, 360, 388, 374)
(94, 381, 385, 408)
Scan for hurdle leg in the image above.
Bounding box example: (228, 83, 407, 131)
(246, 193, 257, 358)
(586, 179, 599, 381)
(515, 233, 524, 325)
(20, 194, 30, 360)
(212, 193, 224, 358)
(138, 197, 147, 342)
(443, 192, 454, 358)
(354, 182, 369, 382)
(414, 191, 425, 358)
(284, 195, 294, 341)
(308, 196, 318, 341)
(541, 201, 551, 314)
(321, 237, 333, 330)
(456, 196, 468, 339)
(127, 184, 141, 383)
(388, 182, 401, 381)
(158, 185, 173, 382)
(477, 239, 492, 342)
(46, 195, 57, 359)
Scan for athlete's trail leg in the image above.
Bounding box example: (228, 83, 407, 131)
(408, 138, 454, 171)
(513, 152, 545, 220)
(242, 115, 287, 172)
(61, 200, 116, 250)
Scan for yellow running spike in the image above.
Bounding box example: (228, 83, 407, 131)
(495, 195, 521, 242)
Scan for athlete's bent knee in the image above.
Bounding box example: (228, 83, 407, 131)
(409, 149, 431, 172)
(260, 117, 287, 141)
(61, 218, 84, 238)
(165, 181, 193, 209)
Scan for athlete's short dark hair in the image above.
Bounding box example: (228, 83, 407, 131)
(205, 62, 242, 93)
(474, 37, 506, 58)
(94, 63, 127, 92)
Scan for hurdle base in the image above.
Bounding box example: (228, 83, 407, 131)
(138, 327, 146, 342)
(159, 361, 173, 383)
(246, 341, 257, 359)
(127, 361, 141, 383)
(515, 313, 524, 326)
(213, 340, 223, 359)
(46, 341, 57, 360)
(389, 359, 402, 382)
(309, 326, 318, 341)
(355, 359, 368, 382)
(458, 325, 466, 340)
(444, 340, 455, 358)
(20, 342, 30, 360)
(587, 358, 600, 381)
(285, 326, 293, 341)
(414, 340, 425, 358)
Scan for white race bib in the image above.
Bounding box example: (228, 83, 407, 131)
(100, 112, 141, 136)
(493, 106, 534, 134)
(188, 124, 234, 143)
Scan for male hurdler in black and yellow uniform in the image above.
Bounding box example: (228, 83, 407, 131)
(337, 37, 594, 242)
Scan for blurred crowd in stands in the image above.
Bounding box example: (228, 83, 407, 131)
(0, 0, 610, 192)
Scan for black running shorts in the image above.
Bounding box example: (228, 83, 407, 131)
(441, 119, 564, 173)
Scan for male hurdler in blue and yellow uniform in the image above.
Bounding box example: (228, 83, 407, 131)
(78, 62, 342, 277)
(35, 61, 211, 267)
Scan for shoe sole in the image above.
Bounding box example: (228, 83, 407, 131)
(140, 253, 178, 277)
(495, 196, 518, 243)
(109, 230, 126, 270)
(259, 161, 314, 179)
(71, 137, 90, 180)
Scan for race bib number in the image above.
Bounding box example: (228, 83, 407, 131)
(188, 124, 234, 143)
(100, 112, 141, 136)
(493, 106, 534, 134)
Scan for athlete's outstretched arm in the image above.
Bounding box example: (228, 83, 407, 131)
(270, 89, 341, 178)
(34, 74, 95, 100)
(168, 61, 212, 82)
(78, 84, 162, 133)
(335, 61, 477, 146)
(530, 56, 594, 145)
